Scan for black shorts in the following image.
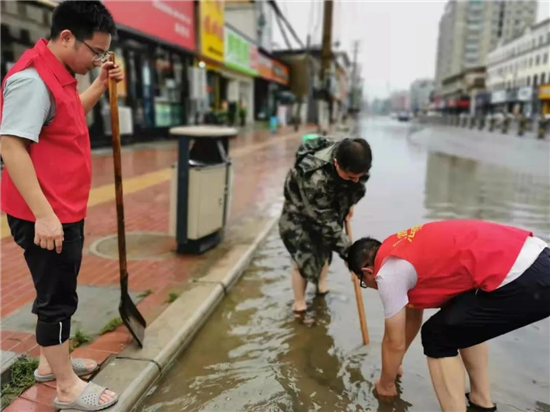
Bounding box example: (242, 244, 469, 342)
(421, 247, 550, 358)
(8, 215, 84, 347)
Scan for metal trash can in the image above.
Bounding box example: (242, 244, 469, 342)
(169, 126, 237, 254)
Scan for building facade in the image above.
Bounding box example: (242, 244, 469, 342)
(434, 0, 538, 109)
(410, 79, 434, 113)
(486, 18, 550, 116)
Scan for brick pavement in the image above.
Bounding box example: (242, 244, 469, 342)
(0, 125, 315, 411)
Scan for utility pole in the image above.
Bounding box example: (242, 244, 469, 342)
(319, 0, 334, 133)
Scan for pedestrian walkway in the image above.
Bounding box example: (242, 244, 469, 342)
(0, 125, 315, 411)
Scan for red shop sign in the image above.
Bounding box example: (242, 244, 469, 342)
(104, 0, 196, 51)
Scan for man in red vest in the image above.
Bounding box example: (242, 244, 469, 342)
(347, 220, 550, 412)
(1, 1, 123, 410)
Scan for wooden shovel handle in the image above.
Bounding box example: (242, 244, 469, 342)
(346, 220, 370, 345)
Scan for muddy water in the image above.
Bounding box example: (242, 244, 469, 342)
(137, 119, 550, 412)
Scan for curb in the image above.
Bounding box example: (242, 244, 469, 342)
(68, 216, 279, 412)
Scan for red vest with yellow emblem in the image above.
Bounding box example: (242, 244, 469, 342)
(373, 220, 531, 309)
(1, 39, 91, 223)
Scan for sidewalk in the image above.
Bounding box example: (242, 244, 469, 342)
(0, 125, 314, 411)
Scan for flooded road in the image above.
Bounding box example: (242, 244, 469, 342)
(137, 118, 550, 412)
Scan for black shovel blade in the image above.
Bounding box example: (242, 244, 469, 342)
(119, 294, 146, 348)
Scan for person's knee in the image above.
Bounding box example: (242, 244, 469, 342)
(421, 319, 459, 359)
(36, 318, 71, 347)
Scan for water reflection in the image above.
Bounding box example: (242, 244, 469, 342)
(424, 151, 550, 241)
(138, 234, 419, 412)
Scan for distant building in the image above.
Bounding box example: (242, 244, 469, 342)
(486, 18, 550, 117)
(410, 79, 434, 113)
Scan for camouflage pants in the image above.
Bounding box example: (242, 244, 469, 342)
(279, 211, 333, 283)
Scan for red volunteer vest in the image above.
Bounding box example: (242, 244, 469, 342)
(374, 220, 532, 309)
(1, 39, 91, 223)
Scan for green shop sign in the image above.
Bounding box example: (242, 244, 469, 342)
(225, 27, 258, 76)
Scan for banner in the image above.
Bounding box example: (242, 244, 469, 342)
(225, 27, 257, 76)
(200, 0, 224, 63)
(539, 84, 550, 100)
(272, 60, 289, 85)
(104, 1, 195, 51)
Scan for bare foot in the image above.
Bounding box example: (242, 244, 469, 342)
(58, 377, 117, 406)
(292, 302, 307, 313)
(316, 285, 329, 295)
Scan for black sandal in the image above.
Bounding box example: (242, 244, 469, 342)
(466, 393, 497, 411)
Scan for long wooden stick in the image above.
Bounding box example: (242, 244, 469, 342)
(346, 221, 370, 345)
(108, 53, 128, 294)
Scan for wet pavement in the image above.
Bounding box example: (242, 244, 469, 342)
(137, 118, 550, 412)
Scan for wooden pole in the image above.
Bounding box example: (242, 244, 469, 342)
(346, 221, 369, 345)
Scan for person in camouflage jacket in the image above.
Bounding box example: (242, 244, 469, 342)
(279, 135, 372, 314)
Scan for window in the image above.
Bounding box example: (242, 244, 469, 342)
(536, 55, 540, 65)
(527, 76, 531, 86)
(534, 74, 538, 86)
(530, 57, 533, 67)
(542, 73, 546, 85)
(544, 53, 549, 64)
(540, 36, 544, 46)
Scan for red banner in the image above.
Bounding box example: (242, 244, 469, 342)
(104, 0, 195, 51)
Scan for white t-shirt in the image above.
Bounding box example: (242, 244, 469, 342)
(376, 236, 548, 318)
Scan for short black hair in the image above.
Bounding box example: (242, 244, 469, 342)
(347, 237, 381, 277)
(334, 138, 372, 174)
(51, 0, 116, 40)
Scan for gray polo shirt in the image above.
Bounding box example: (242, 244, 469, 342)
(0, 68, 56, 142)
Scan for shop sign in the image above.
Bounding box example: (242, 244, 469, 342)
(475, 92, 490, 107)
(538, 84, 550, 100)
(491, 90, 507, 104)
(447, 97, 457, 108)
(200, 0, 224, 62)
(258, 53, 273, 80)
(104, 0, 195, 51)
(506, 88, 518, 102)
(272, 60, 289, 85)
(517, 87, 533, 102)
(457, 98, 470, 109)
(225, 27, 258, 76)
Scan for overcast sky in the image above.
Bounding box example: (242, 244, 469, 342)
(273, 0, 550, 100)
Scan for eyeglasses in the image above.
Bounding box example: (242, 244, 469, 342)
(359, 274, 368, 289)
(358, 265, 369, 289)
(76, 38, 109, 63)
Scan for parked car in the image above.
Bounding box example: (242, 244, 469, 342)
(397, 111, 411, 121)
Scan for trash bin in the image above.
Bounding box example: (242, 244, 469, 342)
(169, 126, 237, 254)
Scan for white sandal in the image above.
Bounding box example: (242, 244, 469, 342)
(53, 381, 118, 411)
(34, 358, 99, 382)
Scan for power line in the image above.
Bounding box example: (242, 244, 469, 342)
(269, 0, 305, 49)
(274, 8, 293, 49)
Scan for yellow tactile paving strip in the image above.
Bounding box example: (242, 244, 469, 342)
(0, 129, 306, 240)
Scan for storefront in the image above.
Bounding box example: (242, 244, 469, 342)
(1, 1, 198, 146)
(254, 53, 289, 121)
(490, 90, 507, 113)
(101, 0, 196, 145)
(1, 1, 94, 125)
(474, 92, 491, 116)
(445, 96, 469, 114)
(199, 0, 225, 112)
(539, 84, 550, 117)
(222, 26, 258, 125)
(515, 87, 535, 117)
